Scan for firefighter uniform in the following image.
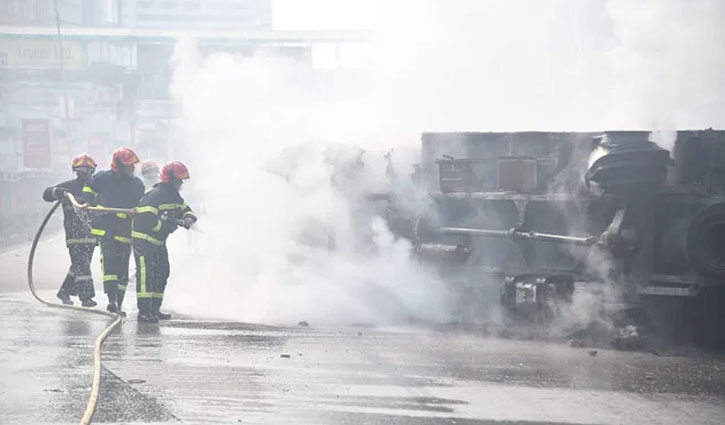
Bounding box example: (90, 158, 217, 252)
(132, 181, 196, 318)
(81, 169, 144, 311)
(43, 179, 96, 304)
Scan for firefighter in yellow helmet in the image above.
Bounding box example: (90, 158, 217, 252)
(42, 153, 98, 307)
(132, 161, 197, 322)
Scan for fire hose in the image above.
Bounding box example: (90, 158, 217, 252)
(27, 193, 136, 425)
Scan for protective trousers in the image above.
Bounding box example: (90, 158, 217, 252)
(134, 242, 170, 316)
(58, 243, 96, 300)
(100, 239, 132, 308)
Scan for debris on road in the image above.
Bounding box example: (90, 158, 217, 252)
(569, 339, 585, 348)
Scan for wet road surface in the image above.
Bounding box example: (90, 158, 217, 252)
(2, 290, 725, 425)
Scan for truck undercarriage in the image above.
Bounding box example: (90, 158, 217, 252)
(389, 130, 725, 347)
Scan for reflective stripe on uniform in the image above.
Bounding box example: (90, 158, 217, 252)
(67, 270, 75, 277)
(91, 228, 106, 236)
(82, 186, 97, 195)
(131, 231, 164, 246)
(67, 238, 96, 244)
(118, 284, 127, 291)
(183, 211, 197, 219)
(159, 203, 183, 210)
(151, 220, 162, 232)
(136, 206, 159, 215)
(103, 274, 118, 282)
(114, 235, 131, 243)
(137, 256, 150, 298)
(75, 275, 93, 282)
(151, 292, 164, 298)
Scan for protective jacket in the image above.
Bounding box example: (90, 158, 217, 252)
(43, 178, 95, 245)
(80, 170, 144, 243)
(132, 181, 196, 316)
(132, 182, 197, 246)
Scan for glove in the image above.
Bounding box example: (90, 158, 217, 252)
(159, 212, 178, 233)
(182, 216, 195, 229)
(53, 187, 69, 199)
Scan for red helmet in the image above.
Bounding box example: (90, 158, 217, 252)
(140, 160, 159, 177)
(110, 147, 140, 172)
(160, 161, 191, 183)
(72, 153, 97, 170)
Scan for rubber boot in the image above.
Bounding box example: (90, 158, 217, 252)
(116, 290, 127, 317)
(57, 290, 73, 306)
(81, 298, 97, 308)
(106, 291, 118, 313)
(138, 312, 159, 323)
(57, 272, 75, 305)
(77, 280, 96, 307)
(152, 297, 171, 320)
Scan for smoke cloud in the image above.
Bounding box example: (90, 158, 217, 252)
(162, 1, 724, 326)
(165, 40, 452, 326)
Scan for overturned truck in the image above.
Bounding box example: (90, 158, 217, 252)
(400, 130, 725, 346)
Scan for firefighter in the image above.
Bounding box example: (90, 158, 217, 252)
(140, 160, 160, 189)
(80, 147, 145, 315)
(42, 153, 98, 307)
(132, 161, 197, 322)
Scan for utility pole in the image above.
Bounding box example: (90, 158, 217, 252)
(53, 0, 73, 171)
(53, 0, 71, 120)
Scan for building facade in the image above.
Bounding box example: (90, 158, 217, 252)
(0, 0, 364, 232)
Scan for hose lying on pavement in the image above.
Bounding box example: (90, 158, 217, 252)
(27, 195, 134, 425)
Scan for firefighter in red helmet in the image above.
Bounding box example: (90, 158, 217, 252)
(80, 147, 145, 315)
(140, 160, 160, 189)
(132, 161, 197, 322)
(42, 153, 99, 307)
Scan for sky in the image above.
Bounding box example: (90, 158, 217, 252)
(272, 0, 376, 30)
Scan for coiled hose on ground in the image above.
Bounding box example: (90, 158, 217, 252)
(27, 196, 129, 425)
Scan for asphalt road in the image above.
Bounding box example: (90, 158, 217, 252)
(2, 239, 725, 425)
(1, 288, 725, 425)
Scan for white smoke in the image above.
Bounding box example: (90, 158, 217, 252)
(164, 39, 451, 326)
(162, 1, 724, 326)
(370, 0, 724, 132)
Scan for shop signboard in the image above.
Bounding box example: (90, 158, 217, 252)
(0, 39, 86, 70)
(22, 119, 51, 169)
